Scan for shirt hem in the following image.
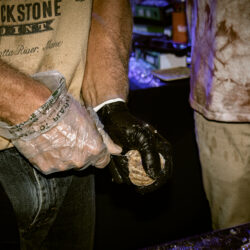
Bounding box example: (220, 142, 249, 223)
(189, 98, 250, 123)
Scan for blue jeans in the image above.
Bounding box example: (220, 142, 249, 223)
(0, 147, 95, 250)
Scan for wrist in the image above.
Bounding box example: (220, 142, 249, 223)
(0, 76, 51, 125)
(0, 71, 69, 140)
(11, 81, 51, 125)
(93, 98, 125, 112)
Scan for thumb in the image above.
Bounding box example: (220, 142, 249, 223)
(86, 106, 122, 155)
(99, 128, 122, 155)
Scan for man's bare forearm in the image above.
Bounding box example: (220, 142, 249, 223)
(81, 0, 133, 107)
(0, 60, 51, 125)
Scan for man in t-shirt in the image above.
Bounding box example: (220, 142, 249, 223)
(0, 0, 172, 249)
(187, 0, 250, 230)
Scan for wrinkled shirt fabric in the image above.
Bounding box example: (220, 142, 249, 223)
(187, 0, 250, 122)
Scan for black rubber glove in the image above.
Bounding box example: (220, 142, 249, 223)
(97, 101, 173, 194)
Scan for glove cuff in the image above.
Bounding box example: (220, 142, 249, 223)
(0, 71, 71, 140)
(93, 98, 125, 112)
